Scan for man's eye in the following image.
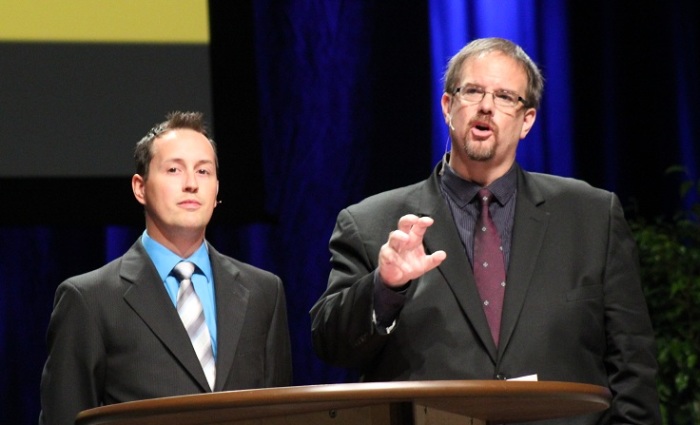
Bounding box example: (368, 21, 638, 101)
(464, 87, 483, 95)
(197, 169, 210, 175)
(167, 167, 179, 173)
(496, 91, 517, 102)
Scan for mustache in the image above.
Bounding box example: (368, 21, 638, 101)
(468, 114, 497, 133)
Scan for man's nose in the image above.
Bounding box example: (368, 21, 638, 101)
(183, 171, 199, 191)
(478, 92, 495, 112)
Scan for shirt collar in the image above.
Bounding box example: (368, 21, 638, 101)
(440, 158, 518, 208)
(141, 230, 213, 283)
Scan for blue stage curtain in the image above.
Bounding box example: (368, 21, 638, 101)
(248, 1, 377, 385)
(670, 1, 700, 209)
(240, 0, 434, 385)
(1, 227, 111, 424)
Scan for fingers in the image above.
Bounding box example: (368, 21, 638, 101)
(396, 214, 433, 234)
(396, 214, 420, 234)
(387, 228, 409, 252)
(378, 242, 409, 287)
(425, 250, 447, 271)
(409, 216, 434, 239)
(378, 247, 447, 287)
(379, 215, 445, 287)
(392, 215, 435, 252)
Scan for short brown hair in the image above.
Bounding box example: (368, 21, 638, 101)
(134, 111, 218, 178)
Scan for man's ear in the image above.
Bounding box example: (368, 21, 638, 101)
(441, 92, 452, 124)
(132, 174, 146, 206)
(520, 108, 537, 139)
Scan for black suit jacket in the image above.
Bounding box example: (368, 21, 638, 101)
(311, 164, 660, 424)
(40, 239, 292, 425)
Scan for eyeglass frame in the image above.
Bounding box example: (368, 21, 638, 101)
(451, 84, 528, 109)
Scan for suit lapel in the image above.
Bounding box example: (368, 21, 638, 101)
(208, 245, 249, 391)
(121, 241, 212, 392)
(498, 170, 549, 354)
(417, 169, 499, 360)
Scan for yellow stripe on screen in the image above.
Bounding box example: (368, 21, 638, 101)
(0, 0, 209, 43)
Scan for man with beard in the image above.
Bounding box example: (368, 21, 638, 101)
(310, 38, 660, 424)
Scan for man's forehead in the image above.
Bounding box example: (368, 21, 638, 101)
(460, 53, 528, 85)
(152, 131, 214, 158)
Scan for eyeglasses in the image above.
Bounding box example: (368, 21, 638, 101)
(453, 85, 527, 109)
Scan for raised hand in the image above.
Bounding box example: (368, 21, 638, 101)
(378, 214, 447, 287)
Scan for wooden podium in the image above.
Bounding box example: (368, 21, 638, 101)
(76, 380, 611, 425)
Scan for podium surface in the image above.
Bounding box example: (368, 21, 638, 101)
(77, 380, 611, 425)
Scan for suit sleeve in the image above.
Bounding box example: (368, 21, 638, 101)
(603, 195, 661, 424)
(265, 275, 293, 387)
(39, 280, 106, 425)
(310, 208, 397, 368)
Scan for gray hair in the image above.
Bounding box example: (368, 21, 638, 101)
(443, 37, 544, 109)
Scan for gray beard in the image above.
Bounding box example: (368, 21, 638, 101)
(463, 140, 495, 161)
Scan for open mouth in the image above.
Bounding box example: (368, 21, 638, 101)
(471, 121, 494, 138)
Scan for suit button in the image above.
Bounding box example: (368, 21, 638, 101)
(495, 373, 508, 380)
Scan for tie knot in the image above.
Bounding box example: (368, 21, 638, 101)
(478, 188, 494, 206)
(173, 261, 196, 281)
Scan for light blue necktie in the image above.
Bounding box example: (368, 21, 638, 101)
(173, 261, 216, 390)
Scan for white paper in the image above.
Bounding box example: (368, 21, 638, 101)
(507, 374, 538, 381)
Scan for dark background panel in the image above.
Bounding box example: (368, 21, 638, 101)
(1, 40, 268, 224)
(0, 43, 212, 178)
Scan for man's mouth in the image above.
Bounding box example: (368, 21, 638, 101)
(470, 121, 494, 138)
(179, 200, 201, 209)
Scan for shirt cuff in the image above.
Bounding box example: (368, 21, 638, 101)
(372, 269, 408, 332)
(372, 310, 397, 335)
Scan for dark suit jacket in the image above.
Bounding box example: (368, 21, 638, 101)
(310, 164, 660, 424)
(40, 239, 292, 425)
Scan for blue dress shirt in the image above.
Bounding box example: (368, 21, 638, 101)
(141, 231, 218, 358)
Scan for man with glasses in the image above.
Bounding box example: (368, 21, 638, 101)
(310, 38, 660, 424)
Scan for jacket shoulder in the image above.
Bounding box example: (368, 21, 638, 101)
(525, 172, 614, 203)
(345, 179, 431, 217)
(59, 255, 125, 291)
(209, 247, 282, 287)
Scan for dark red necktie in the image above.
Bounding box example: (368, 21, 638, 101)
(473, 188, 506, 346)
